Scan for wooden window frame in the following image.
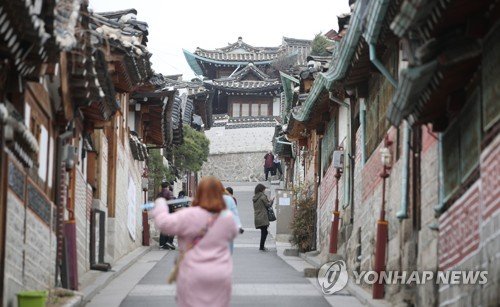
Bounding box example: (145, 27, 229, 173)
(442, 89, 482, 203)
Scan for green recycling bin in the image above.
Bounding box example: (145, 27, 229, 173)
(17, 291, 47, 307)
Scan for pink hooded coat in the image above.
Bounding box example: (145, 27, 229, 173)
(151, 198, 238, 307)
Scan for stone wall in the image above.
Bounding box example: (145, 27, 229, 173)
(417, 130, 439, 307)
(326, 126, 437, 305)
(3, 157, 56, 307)
(202, 119, 276, 182)
(201, 151, 268, 182)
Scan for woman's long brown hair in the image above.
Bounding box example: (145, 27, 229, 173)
(191, 176, 226, 213)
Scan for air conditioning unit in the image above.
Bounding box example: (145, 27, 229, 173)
(333, 150, 344, 169)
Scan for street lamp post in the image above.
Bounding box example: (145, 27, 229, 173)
(142, 169, 150, 246)
(329, 168, 342, 253)
(373, 135, 392, 299)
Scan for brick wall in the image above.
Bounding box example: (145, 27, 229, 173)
(438, 134, 500, 307)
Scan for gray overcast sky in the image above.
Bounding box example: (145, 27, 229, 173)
(89, 0, 351, 80)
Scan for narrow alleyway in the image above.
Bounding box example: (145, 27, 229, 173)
(85, 182, 362, 307)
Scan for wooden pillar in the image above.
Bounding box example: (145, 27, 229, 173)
(106, 116, 118, 217)
(0, 122, 8, 300)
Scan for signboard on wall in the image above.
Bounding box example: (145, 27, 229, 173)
(127, 175, 137, 240)
(275, 189, 293, 236)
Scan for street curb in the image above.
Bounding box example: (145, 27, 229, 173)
(80, 245, 153, 305)
(345, 282, 391, 307)
(298, 252, 391, 307)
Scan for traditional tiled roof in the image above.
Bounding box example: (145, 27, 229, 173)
(0, 102, 39, 168)
(224, 63, 273, 81)
(0, 0, 51, 78)
(129, 132, 148, 161)
(283, 37, 312, 46)
(184, 37, 311, 76)
(289, 0, 373, 123)
(172, 95, 184, 145)
(209, 80, 281, 93)
(207, 63, 281, 94)
(89, 9, 153, 87)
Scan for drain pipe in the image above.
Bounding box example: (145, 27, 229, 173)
(360, 99, 366, 166)
(369, 43, 397, 88)
(396, 120, 410, 219)
(434, 134, 445, 213)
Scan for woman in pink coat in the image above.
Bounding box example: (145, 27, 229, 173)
(151, 177, 238, 307)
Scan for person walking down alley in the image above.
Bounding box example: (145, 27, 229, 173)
(273, 156, 283, 179)
(151, 177, 238, 307)
(223, 192, 244, 253)
(157, 182, 176, 250)
(264, 151, 274, 181)
(253, 184, 273, 251)
(226, 187, 237, 205)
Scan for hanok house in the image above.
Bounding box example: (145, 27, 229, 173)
(0, 4, 156, 300)
(135, 73, 211, 196)
(84, 8, 154, 277)
(387, 0, 500, 305)
(283, 0, 500, 306)
(0, 0, 84, 303)
(283, 0, 446, 304)
(183, 37, 311, 181)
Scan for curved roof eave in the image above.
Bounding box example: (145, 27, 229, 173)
(290, 0, 369, 123)
(183, 49, 205, 76)
(183, 49, 274, 68)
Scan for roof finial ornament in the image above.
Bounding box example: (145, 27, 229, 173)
(238, 36, 243, 45)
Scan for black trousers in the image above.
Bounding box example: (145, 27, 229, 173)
(159, 204, 175, 246)
(264, 167, 273, 180)
(274, 162, 283, 175)
(159, 234, 173, 246)
(258, 226, 268, 249)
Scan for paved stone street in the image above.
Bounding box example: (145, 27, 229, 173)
(85, 182, 364, 307)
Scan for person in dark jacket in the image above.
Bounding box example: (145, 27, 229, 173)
(253, 183, 273, 251)
(157, 182, 176, 250)
(264, 151, 274, 181)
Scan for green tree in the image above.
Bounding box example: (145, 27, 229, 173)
(172, 125, 210, 172)
(147, 148, 174, 195)
(290, 182, 316, 252)
(311, 33, 333, 56)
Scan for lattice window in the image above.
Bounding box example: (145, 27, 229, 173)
(321, 120, 336, 176)
(442, 90, 481, 202)
(365, 50, 398, 160)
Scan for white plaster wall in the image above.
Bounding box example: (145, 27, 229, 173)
(107, 141, 144, 263)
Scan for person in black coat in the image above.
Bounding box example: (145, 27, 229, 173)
(157, 182, 176, 250)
